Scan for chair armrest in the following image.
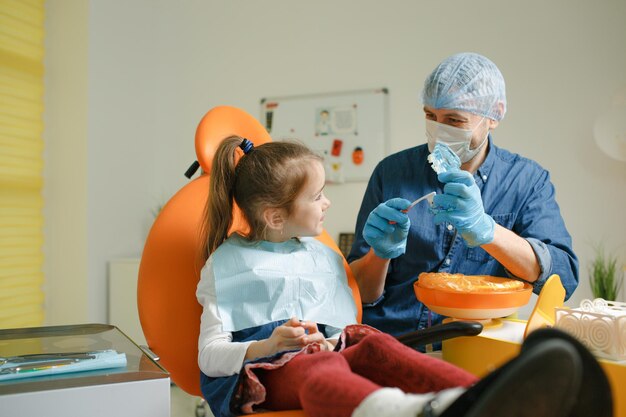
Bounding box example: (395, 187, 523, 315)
(395, 321, 483, 349)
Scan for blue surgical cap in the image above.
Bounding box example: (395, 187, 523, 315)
(421, 52, 507, 121)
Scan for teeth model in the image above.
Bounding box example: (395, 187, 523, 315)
(427, 143, 461, 174)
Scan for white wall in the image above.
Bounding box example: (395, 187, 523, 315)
(44, 0, 626, 324)
(43, 0, 89, 324)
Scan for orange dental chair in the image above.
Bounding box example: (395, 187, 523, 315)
(137, 106, 482, 417)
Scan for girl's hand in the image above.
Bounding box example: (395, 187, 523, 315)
(265, 317, 308, 354)
(299, 320, 333, 351)
(301, 320, 337, 351)
(246, 317, 334, 360)
(246, 317, 305, 360)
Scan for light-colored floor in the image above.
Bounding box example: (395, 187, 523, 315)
(171, 384, 214, 417)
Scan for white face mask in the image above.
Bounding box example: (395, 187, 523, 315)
(426, 119, 488, 163)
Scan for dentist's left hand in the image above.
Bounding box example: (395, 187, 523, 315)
(432, 170, 495, 247)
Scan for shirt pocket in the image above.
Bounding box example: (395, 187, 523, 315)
(466, 213, 515, 263)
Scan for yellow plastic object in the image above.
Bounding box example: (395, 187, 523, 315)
(442, 275, 626, 417)
(523, 275, 565, 338)
(444, 332, 626, 417)
(443, 318, 525, 375)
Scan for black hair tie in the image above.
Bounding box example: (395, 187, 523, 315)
(239, 138, 254, 154)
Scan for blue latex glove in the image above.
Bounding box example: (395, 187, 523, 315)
(363, 198, 412, 259)
(431, 170, 495, 247)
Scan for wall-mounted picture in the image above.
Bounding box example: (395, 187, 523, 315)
(260, 89, 389, 183)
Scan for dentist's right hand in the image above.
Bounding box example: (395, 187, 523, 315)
(363, 198, 412, 259)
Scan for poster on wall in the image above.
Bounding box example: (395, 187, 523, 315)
(260, 88, 389, 183)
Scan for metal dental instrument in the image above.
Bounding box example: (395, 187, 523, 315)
(0, 352, 98, 366)
(389, 191, 436, 224)
(0, 359, 80, 375)
(403, 191, 437, 213)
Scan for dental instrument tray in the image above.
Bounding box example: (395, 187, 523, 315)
(0, 324, 167, 388)
(0, 324, 170, 416)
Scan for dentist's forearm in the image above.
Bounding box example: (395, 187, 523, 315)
(482, 225, 541, 282)
(349, 248, 390, 303)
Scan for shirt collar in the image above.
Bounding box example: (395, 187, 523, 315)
(475, 134, 496, 184)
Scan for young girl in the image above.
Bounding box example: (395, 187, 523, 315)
(196, 136, 587, 417)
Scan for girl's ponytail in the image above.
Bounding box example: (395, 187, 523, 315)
(201, 136, 243, 257)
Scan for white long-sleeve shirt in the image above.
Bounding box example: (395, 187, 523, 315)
(196, 255, 254, 377)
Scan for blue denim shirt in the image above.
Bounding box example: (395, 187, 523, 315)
(347, 137, 579, 336)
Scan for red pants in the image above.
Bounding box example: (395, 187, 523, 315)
(258, 332, 477, 417)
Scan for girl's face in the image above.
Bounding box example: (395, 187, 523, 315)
(283, 160, 330, 238)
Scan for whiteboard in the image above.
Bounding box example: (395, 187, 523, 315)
(260, 88, 389, 183)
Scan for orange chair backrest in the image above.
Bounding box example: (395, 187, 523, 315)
(137, 106, 361, 397)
